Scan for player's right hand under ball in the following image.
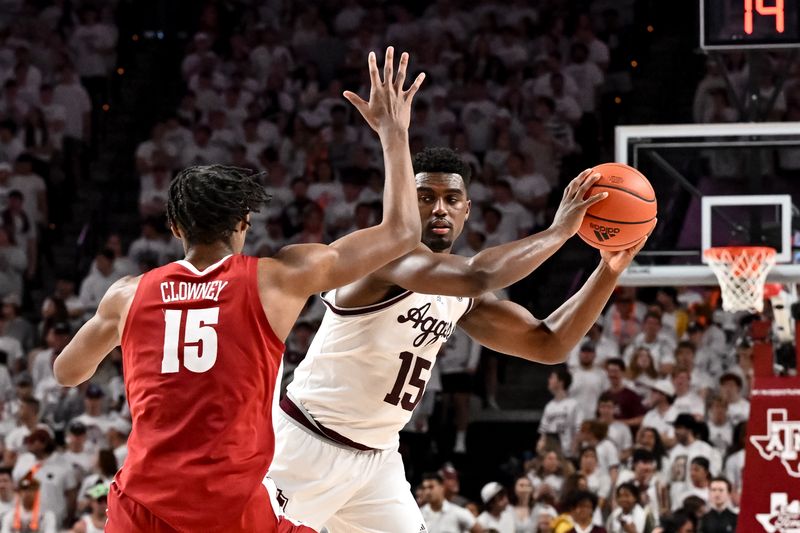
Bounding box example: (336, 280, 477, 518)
(343, 47, 425, 139)
(549, 169, 608, 239)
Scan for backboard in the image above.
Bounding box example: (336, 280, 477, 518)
(614, 122, 800, 286)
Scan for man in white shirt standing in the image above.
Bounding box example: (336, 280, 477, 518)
(569, 342, 608, 419)
(539, 367, 583, 457)
(420, 473, 479, 533)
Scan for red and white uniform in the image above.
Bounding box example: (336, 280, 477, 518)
(108, 254, 312, 533)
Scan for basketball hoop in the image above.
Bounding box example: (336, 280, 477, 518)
(704, 246, 777, 313)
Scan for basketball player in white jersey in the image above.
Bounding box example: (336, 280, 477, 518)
(268, 148, 654, 532)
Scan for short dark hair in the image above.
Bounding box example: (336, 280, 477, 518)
(616, 482, 641, 500)
(552, 366, 572, 390)
(690, 456, 710, 472)
(564, 490, 598, 511)
(412, 147, 471, 185)
(597, 391, 615, 405)
(421, 472, 444, 484)
(0, 467, 11, 478)
(606, 358, 626, 371)
(631, 448, 655, 465)
(710, 476, 732, 492)
(167, 165, 270, 245)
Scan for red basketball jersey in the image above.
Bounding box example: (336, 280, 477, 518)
(117, 254, 284, 532)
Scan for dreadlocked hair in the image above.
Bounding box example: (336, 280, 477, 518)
(412, 147, 471, 185)
(167, 165, 271, 245)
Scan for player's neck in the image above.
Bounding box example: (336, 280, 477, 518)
(183, 243, 236, 270)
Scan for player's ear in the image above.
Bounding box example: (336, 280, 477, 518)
(169, 222, 182, 240)
(465, 199, 471, 221)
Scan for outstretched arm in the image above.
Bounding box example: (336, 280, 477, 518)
(271, 48, 423, 296)
(53, 277, 138, 386)
(373, 170, 606, 297)
(458, 230, 653, 363)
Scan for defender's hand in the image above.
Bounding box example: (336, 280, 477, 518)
(550, 169, 607, 239)
(600, 219, 657, 274)
(343, 47, 425, 138)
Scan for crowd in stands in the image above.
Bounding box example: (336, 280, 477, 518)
(412, 285, 750, 532)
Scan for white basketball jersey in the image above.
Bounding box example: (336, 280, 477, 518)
(287, 289, 473, 449)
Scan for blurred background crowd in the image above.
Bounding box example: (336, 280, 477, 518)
(0, 0, 788, 531)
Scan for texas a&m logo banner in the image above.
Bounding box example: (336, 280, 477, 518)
(741, 376, 800, 532)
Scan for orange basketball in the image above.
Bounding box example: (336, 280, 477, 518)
(578, 163, 657, 252)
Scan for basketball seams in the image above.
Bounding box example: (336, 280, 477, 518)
(584, 213, 657, 225)
(590, 183, 656, 203)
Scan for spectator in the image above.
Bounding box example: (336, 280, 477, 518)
(569, 323, 619, 369)
(659, 511, 696, 533)
(552, 490, 606, 533)
(2, 190, 35, 280)
(31, 322, 71, 388)
(665, 415, 720, 510)
(606, 483, 654, 533)
(596, 393, 633, 460)
(615, 449, 663, 519)
(0, 473, 57, 533)
(11, 428, 77, 527)
(622, 312, 676, 371)
(671, 457, 711, 511)
(673, 343, 714, 399)
(0, 467, 13, 516)
(528, 449, 570, 495)
(76, 450, 116, 514)
(723, 423, 746, 506)
(78, 249, 119, 316)
(575, 446, 611, 509)
(70, 482, 107, 533)
(478, 481, 514, 533)
(538, 367, 583, 457)
(492, 180, 533, 240)
(59, 422, 93, 480)
(602, 294, 642, 351)
(718, 373, 749, 427)
(3, 395, 49, 465)
(0, 227, 25, 300)
(699, 477, 737, 533)
(671, 368, 705, 420)
(439, 464, 469, 507)
(69, 384, 114, 452)
(52, 64, 91, 147)
(510, 475, 537, 532)
(626, 347, 659, 398)
(706, 396, 733, 452)
(604, 359, 646, 429)
(640, 379, 677, 447)
(1, 295, 32, 353)
(569, 342, 608, 419)
(420, 473, 479, 533)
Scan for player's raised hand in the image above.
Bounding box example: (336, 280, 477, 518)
(549, 169, 608, 238)
(600, 218, 657, 274)
(342, 47, 425, 138)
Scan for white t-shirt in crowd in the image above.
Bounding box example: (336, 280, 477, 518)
(569, 366, 608, 419)
(539, 396, 583, 454)
(53, 81, 91, 140)
(641, 406, 677, 440)
(672, 391, 706, 418)
(421, 500, 476, 533)
(477, 507, 515, 533)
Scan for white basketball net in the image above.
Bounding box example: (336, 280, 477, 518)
(704, 247, 776, 313)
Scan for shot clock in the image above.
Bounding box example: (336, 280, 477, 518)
(701, 0, 800, 49)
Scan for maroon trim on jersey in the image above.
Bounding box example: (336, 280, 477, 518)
(280, 396, 375, 452)
(321, 290, 413, 316)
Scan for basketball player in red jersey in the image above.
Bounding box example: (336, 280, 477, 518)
(51, 48, 424, 533)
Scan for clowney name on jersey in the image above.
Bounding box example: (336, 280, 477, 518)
(287, 289, 473, 449)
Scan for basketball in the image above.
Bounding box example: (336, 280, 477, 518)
(578, 163, 657, 252)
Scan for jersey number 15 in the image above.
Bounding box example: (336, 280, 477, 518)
(162, 308, 219, 374)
